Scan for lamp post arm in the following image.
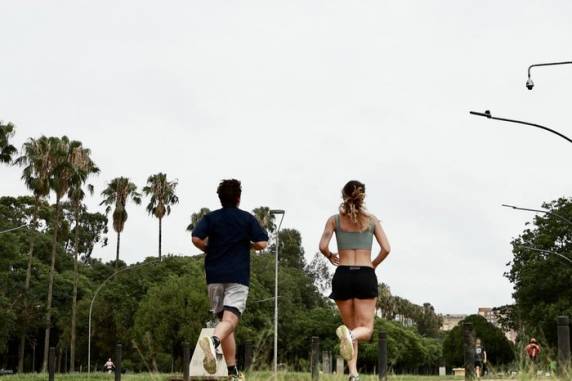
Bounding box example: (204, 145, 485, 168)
(501, 204, 572, 226)
(528, 61, 572, 78)
(469, 111, 572, 144)
(0, 224, 28, 234)
(517, 245, 572, 265)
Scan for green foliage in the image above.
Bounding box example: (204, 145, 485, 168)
(442, 315, 514, 367)
(186, 208, 211, 232)
(505, 197, 572, 349)
(0, 121, 17, 164)
(142, 173, 179, 220)
(252, 207, 276, 233)
(360, 319, 442, 373)
(100, 177, 142, 234)
(0, 188, 444, 374)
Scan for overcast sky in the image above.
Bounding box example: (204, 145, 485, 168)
(1, 1, 571, 314)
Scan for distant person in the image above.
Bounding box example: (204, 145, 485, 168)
(474, 338, 487, 378)
(192, 179, 269, 381)
(104, 358, 115, 373)
(526, 338, 541, 362)
(319, 180, 391, 381)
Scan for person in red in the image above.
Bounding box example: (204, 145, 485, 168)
(525, 338, 541, 362)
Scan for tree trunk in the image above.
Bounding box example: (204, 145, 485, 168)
(70, 206, 80, 372)
(42, 196, 61, 372)
(115, 231, 121, 269)
(18, 198, 40, 372)
(158, 218, 162, 261)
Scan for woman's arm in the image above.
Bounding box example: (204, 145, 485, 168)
(319, 216, 339, 266)
(372, 217, 391, 268)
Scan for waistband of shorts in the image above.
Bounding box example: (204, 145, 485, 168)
(336, 265, 374, 271)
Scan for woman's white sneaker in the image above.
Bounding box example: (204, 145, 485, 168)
(336, 325, 354, 361)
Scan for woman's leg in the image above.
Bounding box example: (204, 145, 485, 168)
(336, 299, 358, 376)
(351, 298, 376, 341)
(345, 298, 376, 377)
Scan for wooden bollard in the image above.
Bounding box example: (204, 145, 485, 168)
(558, 316, 571, 373)
(48, 347, 56, 381)
(322, 351, 331, 374)
(336, 356, 344, 375)
(115, 344, 122, 381)
(311, 336, 320, 380)
(183, 342, 190, 381)
(378, 330, 388, 380)
(244, 341, 253, 371)
(463, 322, 475, 380)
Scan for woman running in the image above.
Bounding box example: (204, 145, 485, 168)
(319, 180, 391, 381)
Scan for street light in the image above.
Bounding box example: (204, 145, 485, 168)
(526, 61, 572, 90)
(469, 110, 572, 144)
(502, 204, 572, 226)
(87, 260, 159, 375)
(516, 245, 572, 265)
(269, 209, 285, 380)
(0, 224, 27, 234)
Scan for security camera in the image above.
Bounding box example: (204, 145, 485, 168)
(526, 78, 534, 90)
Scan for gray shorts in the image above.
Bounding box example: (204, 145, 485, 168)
(207, 283, 249, 318)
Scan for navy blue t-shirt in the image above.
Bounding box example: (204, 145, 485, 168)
(192, 207, 269, 286)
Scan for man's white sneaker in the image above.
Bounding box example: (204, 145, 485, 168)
(199, 336, 217, 374)
(336, 325, 354, 361)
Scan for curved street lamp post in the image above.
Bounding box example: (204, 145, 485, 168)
(469, 110, 572, 144)
(526, 61, 572, 90)
(87, 260, 159, 375)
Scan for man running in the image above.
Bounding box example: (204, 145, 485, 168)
(192, 179, 269, 381)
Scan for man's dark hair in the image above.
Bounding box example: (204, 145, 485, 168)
(217, 179, 242, 207)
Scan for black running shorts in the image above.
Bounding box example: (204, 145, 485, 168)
(329, 266, 378, 300)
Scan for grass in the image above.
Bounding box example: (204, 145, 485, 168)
(0, 373, 463, 381)
(0, 372, 561, 381)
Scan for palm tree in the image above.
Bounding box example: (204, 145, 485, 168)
(142, 173, 179, 260)
(186, 208, 211, 232)
(100, 177, 142, 268)
(253, 206, 276, 233)
(14, 136, 55, 372)
(0, 121, 17, 164)
(42, 136, 85, 372)
(66, 145, 99, 372)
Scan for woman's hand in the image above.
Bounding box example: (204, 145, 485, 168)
(327, 252, 340, 266)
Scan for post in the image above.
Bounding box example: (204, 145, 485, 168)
(558, 316, 571, 373)
(336, 356, 344, 375)
(244, 341, 253, 371)
(115, 344, 122, 381)
(311, 336, 320, 380)
(48, 347, 55, 381)
(273, 231, 279, 379)
(463, 322, 475, 380)
(378, 329, 388, 380)
(183, 342, 190, 381)
(322, 351, 331, 374)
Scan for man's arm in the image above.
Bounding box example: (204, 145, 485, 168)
(192, 236, 208, 253)
(251, 241, 268, 250)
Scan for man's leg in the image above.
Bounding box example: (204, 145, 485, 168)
(215, 310, 240, 368)
(207, 284, 248, 378)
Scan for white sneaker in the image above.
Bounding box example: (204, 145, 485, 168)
(199, 336, 217, 374)
(336, 325, 354, 361)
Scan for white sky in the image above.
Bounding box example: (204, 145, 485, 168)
(1, 1, 571, 314)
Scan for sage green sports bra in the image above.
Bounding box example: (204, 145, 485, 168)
(334, 214, 374, 250)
